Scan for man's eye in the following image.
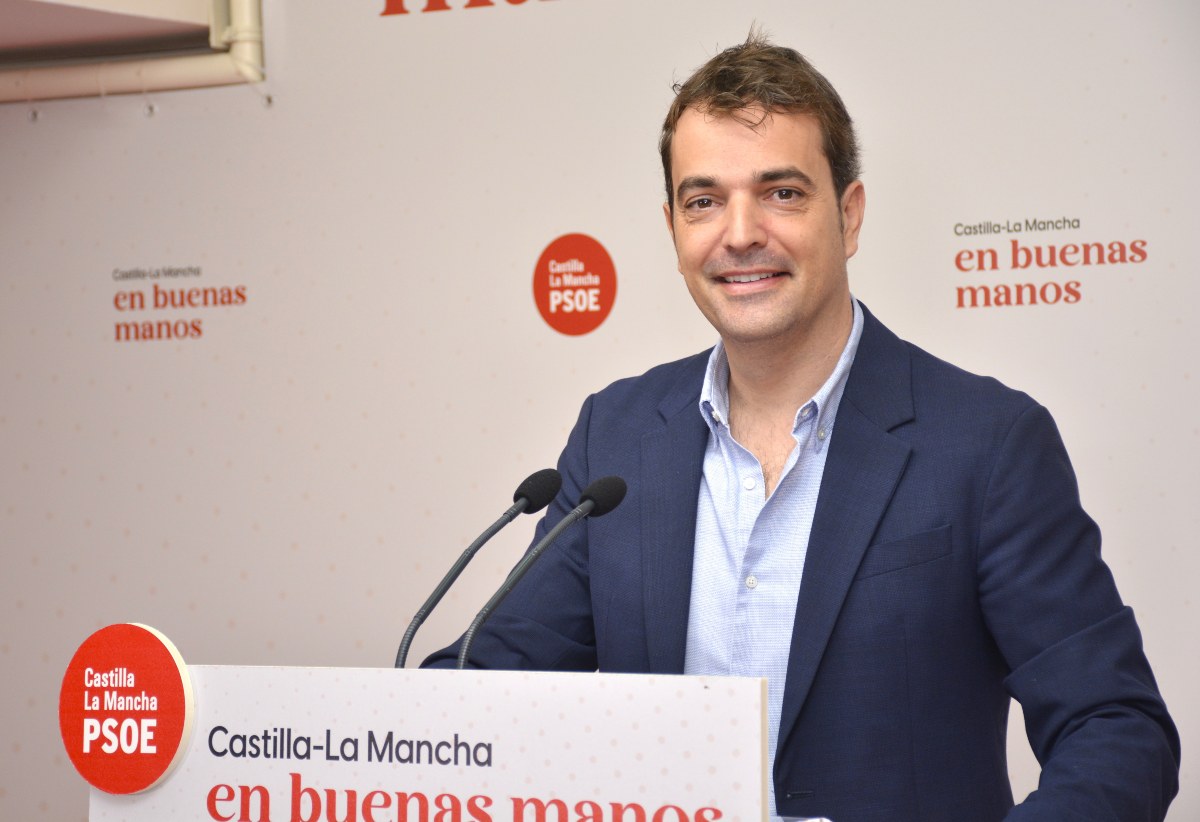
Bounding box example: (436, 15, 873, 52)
(774, 188, 800, 201)
(687, 197, 714, 210)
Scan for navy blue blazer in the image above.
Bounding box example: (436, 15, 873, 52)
(427, 305, 1179, 821)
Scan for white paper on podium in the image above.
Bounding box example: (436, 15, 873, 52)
(90, 666, 768, 822)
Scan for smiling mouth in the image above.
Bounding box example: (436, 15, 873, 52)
(719, 271, 785, 284)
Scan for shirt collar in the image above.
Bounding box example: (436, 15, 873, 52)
(699, 297, 865, 449)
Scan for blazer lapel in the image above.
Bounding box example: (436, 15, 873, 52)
(641, 358, 709, 674)
(776, 306, 915, 752)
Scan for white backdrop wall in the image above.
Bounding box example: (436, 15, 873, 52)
(1, 0, 1196, 818)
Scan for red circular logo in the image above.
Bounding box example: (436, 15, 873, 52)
(532, 233, 617, 335)
(59, 623, 194, 794)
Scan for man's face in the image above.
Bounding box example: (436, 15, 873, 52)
(664, 106, 864, 351)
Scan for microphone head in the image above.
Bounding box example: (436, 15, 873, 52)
(579, 476, 627, 517)
(513, 468, 562, 514)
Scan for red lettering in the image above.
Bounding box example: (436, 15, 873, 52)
(1010, 239, 1032, 269)
(1039, 281, 1062, 304)
(651, 807, 689, 822)
(363, 791, 392, 822)
(381, 0, 451, 13)
(434, 793, 462, 822)
(382, 0, 550, 12)
(574, 802, 602, 822)
(956, 285, 991, 309)
(955, 279, 1084, 309)
(1008, 238, 1145, 270)
(611, 803, 646, 822)
(512, 797, 568, 822)
(208, 784, 237, 822)
(290, 773, 321, 822)
(240, 786, 270, 822)
(286, 778, 501, 822)
(395, 792, 430, 822)
(325, 788, 358, 822)
(113, 290, 145, 310)
(467, 795, 494, 822)
(1033, 245, 1057, 267)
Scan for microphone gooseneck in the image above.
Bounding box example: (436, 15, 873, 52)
(394, 468, 562, 668)
(455, 476, 627, 669)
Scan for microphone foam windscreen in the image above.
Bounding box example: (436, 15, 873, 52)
(514, 468, 563, 513)
(579, 476, 627, 517)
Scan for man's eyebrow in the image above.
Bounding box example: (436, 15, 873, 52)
(674, 167, 817, 203)
(674, 175, 717, 203)
(757, 166, 816, 187)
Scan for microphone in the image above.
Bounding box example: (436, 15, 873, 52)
(394, 468, 562, 668)
(455, 475, 627, 669)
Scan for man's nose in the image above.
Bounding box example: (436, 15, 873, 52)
(723, 194, 767, 251)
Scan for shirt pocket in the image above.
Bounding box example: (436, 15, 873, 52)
(854, 524, 953, 580)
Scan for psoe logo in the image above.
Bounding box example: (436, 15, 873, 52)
(382, 0, 556, 14)
(533, 233, 617, 336)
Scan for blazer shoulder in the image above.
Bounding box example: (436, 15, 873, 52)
(588, 349, 711, 419)
(908, 340, 1037, 414)
(851, 306, 1039, 435)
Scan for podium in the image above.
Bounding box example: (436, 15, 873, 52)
(61, 626, 769, 822)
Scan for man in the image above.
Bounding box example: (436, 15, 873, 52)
(427, 34, 1179, 821)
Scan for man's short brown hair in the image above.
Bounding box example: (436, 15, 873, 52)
(660, 32, 861, 208)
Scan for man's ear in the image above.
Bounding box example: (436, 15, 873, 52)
(663, 201, 683, 273)
(841, 180, 866, 260)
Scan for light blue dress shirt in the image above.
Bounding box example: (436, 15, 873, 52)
(685, 299, 864, 821)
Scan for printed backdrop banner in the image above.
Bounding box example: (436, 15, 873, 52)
(1, 0, 1197, 818)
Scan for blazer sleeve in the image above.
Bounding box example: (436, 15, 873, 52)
(975, 402, 1180, 821)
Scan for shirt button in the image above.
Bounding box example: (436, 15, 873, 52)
(742, 477, 757, 491)
(801, 406, 812, 419)
(817, 428, 827, 441)
(745, 575, 758, 589)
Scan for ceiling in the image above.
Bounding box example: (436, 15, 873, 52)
(0, 0, 210, 66)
